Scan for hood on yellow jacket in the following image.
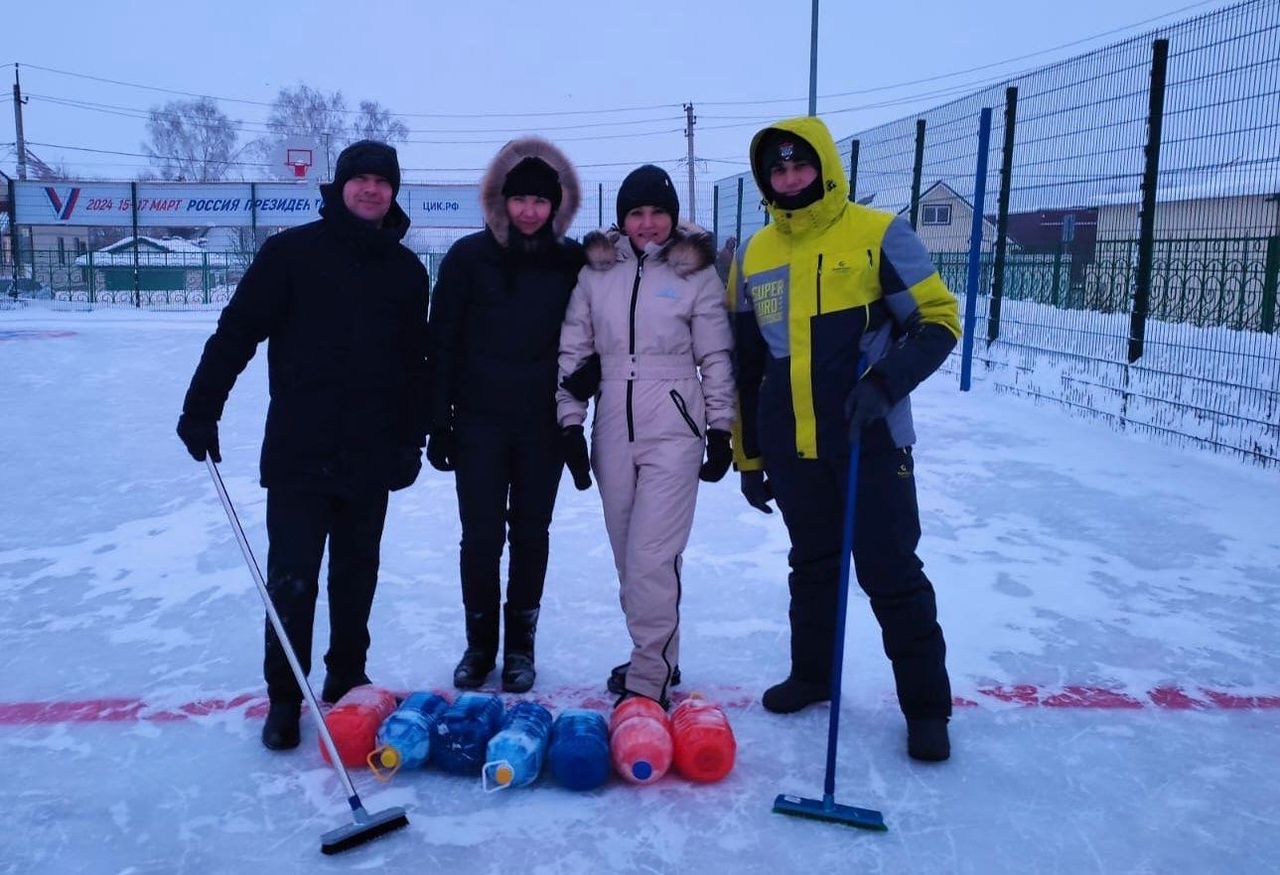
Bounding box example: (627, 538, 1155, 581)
(749, 116, 849, 238)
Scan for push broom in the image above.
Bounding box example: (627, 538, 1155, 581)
(772, 439, 887, 831)
(206, 459, 409, 854)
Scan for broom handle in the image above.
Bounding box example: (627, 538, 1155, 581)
(205, 459, 362, 805)
(823, 440, 860, 802)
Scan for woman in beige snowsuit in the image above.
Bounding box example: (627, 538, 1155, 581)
(556, 165, 734, 708)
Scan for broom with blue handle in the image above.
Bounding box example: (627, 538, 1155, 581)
(772, 421, 887, 830)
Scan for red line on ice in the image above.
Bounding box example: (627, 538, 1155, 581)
(0, 684, 1276, 726)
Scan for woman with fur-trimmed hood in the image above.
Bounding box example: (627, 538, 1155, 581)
(556, 164, 735, 710)
(427, 137, 584, 693)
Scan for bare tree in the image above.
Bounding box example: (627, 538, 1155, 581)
(263, 84, 350, 178)
(352, 100, 409, 147)
(142, 98, 238, 182)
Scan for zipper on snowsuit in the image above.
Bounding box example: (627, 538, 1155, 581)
(816, 253, 824, 315)
(626, 255, 645, 443)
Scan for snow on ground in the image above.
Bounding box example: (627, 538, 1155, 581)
(1, 307, 1277, 874)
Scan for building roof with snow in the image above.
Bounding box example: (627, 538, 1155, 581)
(74, 236, 210, 268)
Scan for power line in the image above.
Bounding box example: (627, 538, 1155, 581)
(25, 74, 1007, 148)
(28, 92, 688, 136)
(13, 2, 1223, 127)
(26, 140, 273, 169)
(17, 63, 683, 119)
(695, 79, 1014, 134)
(21, 138, 688, 174)
(24, 93, 686, 146)
(699, 0, 1226, 109)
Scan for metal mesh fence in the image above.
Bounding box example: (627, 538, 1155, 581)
(713, 0, 1280, 466)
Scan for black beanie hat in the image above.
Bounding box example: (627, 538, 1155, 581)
(333, 139, 401, 196)
(616, 164, 679, 228)
(754, 129, 824, 208)
(501, 157, 563, 213)
(757, 129, 821, 174)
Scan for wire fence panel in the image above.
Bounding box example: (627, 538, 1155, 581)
(709, 0, 1279, 466)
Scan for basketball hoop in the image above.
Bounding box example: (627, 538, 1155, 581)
(285, 148, 314, 179)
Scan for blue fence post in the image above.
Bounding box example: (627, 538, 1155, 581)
(960, 107, 993, 392)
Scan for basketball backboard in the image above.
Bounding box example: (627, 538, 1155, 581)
(275, 137, 319, 181)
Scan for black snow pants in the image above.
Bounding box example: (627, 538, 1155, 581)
(453, 413, 564, 613)
(262, 486, 389, 704)
(762, 430, 952, 720)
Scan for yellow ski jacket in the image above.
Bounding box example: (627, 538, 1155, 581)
(728, 116, 960, 469)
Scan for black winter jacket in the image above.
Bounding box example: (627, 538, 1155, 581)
(182, 187, 430, 494)
(429, 226, 583, 429)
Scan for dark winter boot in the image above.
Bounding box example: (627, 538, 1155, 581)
(501, 604, 539, 693)
(261, 702, 301, 751)
(453, 610, 499, 689)
(321, 672, 372, 705)
(907, 717, 950, 762)
(607, 662, 681, 695)
(761, 676, 831, 714)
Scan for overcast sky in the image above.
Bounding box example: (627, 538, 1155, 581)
(1, 0, 1234, 187)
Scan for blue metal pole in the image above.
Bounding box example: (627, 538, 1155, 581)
(823, 439, 859, 803)
(960, 107, 993, 392)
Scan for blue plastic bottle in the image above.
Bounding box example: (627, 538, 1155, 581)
(547, 708, 611, 791)
(368, 691, 449, 778)
(483, 701, 554, 790)
(431, 692, 505, 775)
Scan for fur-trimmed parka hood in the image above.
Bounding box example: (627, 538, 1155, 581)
(582, 222, 716, 278)
(481, 137, 581, 247)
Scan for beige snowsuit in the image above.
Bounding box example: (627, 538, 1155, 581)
(557, 226, 734, 702)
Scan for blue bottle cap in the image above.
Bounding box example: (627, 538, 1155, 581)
(632, 760, 652, 781)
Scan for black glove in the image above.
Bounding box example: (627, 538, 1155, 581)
(844, 377, 892, 441)
(739, 469, 773, 514)
(699, 429, 732, 483)
(176, 414, 221, 463)
(388, 447, 423, 491)
(426, 428, 455, 472)
(561, 354, 601, 402)
(561, 425, 592, 491)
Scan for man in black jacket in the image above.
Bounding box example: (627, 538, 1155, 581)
(177, 140, 430, 750)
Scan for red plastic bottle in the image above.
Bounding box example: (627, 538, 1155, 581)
(319, 685, 397, 767)
(609, 696, 672, 785)
(671, 696, 736, 782)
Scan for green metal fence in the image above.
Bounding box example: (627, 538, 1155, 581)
(1083, 237, 1278, 331)
(935, 250, 1076, 310)
(930, 235, 1279, 331)
(2, 247, 445, 308)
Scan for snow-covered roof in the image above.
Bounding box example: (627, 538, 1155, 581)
(74, 236, 210, 268)
(1088, 169, 1280, 208)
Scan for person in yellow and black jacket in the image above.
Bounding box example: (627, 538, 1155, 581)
(728, 116, 959, 762)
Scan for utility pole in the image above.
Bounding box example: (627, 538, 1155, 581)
(13, 64, 29, 181)
(683, 102, 697, 223)
(808, 0, 819, 116)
